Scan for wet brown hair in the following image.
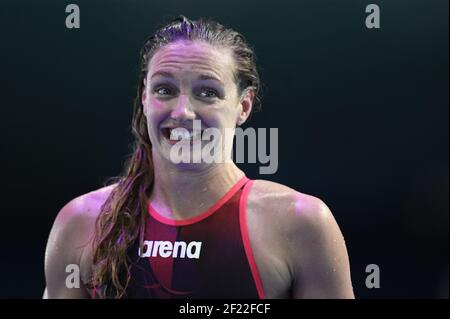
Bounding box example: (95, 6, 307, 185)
(90, 15, 261, 298)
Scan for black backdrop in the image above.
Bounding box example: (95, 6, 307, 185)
(0, 0, 448, 298)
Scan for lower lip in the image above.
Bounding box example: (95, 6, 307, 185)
(164, 136, 187, 145)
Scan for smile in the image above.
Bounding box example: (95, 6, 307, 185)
(161, 127, 204, 145)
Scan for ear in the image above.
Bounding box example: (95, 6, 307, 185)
(141, 78, 148, 115)
(236, 88, 255, 126)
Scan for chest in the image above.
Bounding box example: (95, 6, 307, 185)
(124, 201, 266, 298)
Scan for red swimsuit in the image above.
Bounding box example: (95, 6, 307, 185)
(124, 176, 265, 299)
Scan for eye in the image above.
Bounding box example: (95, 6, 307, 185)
(197, 88, 219, 99)
(153, 85, 174, 97)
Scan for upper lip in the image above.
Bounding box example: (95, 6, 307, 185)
(161, 125, 204, 131)
(162, 126, 192, 130)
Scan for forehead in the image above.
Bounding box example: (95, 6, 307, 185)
(148, 40, 235, 82)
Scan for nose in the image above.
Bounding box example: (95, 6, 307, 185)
(170, 94, 196, 122)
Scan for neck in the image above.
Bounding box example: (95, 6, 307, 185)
(149, 152, 246, 220)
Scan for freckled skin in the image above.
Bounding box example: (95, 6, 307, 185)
(43, 41, 354, 299)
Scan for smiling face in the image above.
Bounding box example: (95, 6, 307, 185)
(142, 40, 253, 167)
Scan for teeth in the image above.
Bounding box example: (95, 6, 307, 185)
(169, 128, 201, 141)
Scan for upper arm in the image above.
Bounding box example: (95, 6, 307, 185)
(287, 196, 354, 299)
(44, 198, 95, 299)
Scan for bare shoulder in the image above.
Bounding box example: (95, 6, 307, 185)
(52, 183, 118, 233)
(46, 183, 118, 260)
(248, 179, 332, 230)
(248, 179, 354, 298)
(44, 183, 118, 298)
(247, 179, 343, 267)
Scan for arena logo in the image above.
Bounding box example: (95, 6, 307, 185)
(138, 240, 202, 259)
(168, 120, 278, 174)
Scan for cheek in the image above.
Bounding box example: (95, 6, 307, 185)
(202, 109, 238, 129)
(146, 99, 169, 122)
(197, 100, 240, 127)
(147, 96, 167, 112)
(143, 101, 167, 141)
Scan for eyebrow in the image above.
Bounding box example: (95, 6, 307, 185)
(198, 74, 222, 83)
(150, 70, 224, 85)
(150, 70, 175, 80)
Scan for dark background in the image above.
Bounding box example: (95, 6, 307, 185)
(0, 0, 448, 298)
